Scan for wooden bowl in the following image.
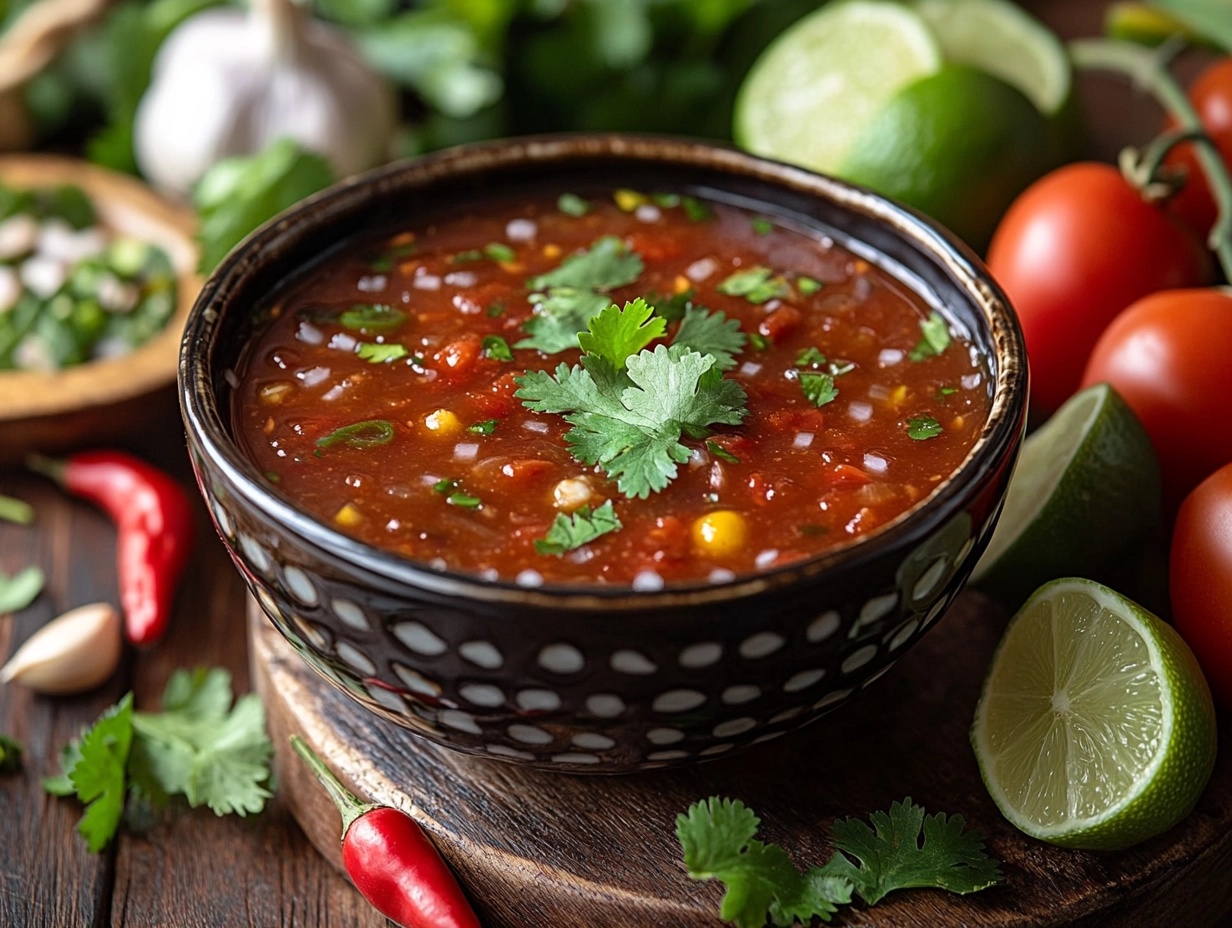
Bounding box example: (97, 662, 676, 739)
(0, 155, 201, 463)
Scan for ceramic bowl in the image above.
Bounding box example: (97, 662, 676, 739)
(179, 135, 1026, 773)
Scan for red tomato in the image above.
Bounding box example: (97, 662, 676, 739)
(1170, 462, 1232, 711)
(987, 162, 1210, 417)
(1163, 57, 1232, 240)
(1081, 289, 1232, 504)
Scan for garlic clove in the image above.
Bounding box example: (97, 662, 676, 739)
(0, 602, 122, 695)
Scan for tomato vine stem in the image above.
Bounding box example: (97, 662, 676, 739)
(1070, 38, 1232, 281)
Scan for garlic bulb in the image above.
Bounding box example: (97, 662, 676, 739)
(0, 602, 122, 695)
(133, 0, 397, 196)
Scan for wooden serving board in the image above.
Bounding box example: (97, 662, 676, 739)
(250, 593, 1232, 928)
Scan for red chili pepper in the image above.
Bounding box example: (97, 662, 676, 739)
(28, 450, 194, 646)
(290, 735, 481, 928)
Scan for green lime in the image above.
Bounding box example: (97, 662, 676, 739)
(837, 64, 1056, 248)
(972, 577, 1217, 851)
(734, 0, 943, 177)
(915, 0, 1071, 116)
(971, 383, 1161, 607)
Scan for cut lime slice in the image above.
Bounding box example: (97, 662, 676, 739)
(971, 383, 1160, 607)
(972, 577, 1217, 850)
(733, 0, 942, 173)
(915, 0, 1071, 116)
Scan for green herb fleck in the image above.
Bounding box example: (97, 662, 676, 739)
(751, 216, 774, 236)
(0, 734, 22, 774)
(482, 335, 514, 361)
(558, 193, 590, 217)
(452, 249, 483, 264)
(468, 419, 499, 435)
(356, 342, 408, 363)
(432, 479, 482, 509)
(937, 385, 958, 400)
(339, 303, 407, 334)
(487, 302, 506, 318)
(652, 193, 682, 208)
(829, 360, 856, 377)
(485, 242, 517, 264)
(682, 197, 713, 222)
(909, 312, 952, 361)
(0, 566, 44, 614)
(535, 500, 622, 555)
(800, 372, 838, 408)
(316, 419, 395, 452)
(717, 266, 790, 304)
(707, 441, 740, 464)
(795, 347, 827, 369)
(748, 332, 772, 352)
(797, 276, 824, 295)
(907, 416, 943, 440)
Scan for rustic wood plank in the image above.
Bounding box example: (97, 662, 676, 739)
(255, 590, 1232, 928)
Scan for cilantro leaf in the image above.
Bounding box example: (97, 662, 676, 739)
(672, 305, 746, 371)
(0, 565, 44, 614)
(468, 419, 499, 434)
(59, 694, 135, 853)
(193, 139, 336, 274)
(800, 372, 838, 408)
(0, 734, 23, 774)
(909, 311, 952, 361)
(795, 347, 827, 368)
(558, 193, 590, 216)
(907, 416, 943, 440)
(519, 289, 613, 355)
(823, 797, 1003, 905)
(517, 344, 746, 498)
(535, 500, 622, 555)
(527, 235, 641, 291)
(482, 334, 514, 361)
(717, 266, 789, 304)
(357, 342, 408, 363)
(797, 276, 824, 295)
(577, 298, 665, 370)
(770, 868, 852, 925)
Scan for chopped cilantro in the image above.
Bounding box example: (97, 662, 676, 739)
(339, 303, 407, 335)
(432, 478, 482, 509)
(797, 275, 824, 295)
(0, 566, 43, 614)
(673, 305, 746, 371)
(795, 347, 827, 368)
(485, 242, 517, 264)
(577, 298, 665, 370)
(44, 669, 273, 853)
(518, 236, 644, 354)
(682, 197, 713, 222)
(909, 311, 952, 361)
(468, 419, 499, 435)
(677, 796, 1001, 928)
(487, 301, 506, 318)
(748, 332, 772, 352)
(937, 385, 958, 400)
(751, 216, 774, 236)
(649, 288, 695, 322)
(652, 193, 682, 208)
(0, 734, 23, 773)
(535, 500, 622, 555)
(717, 266, 790, 304)
(356, 342, 408, 363)
(316, 419, 395, 452)
(558, 193, 590, 217)
(482, 334, 514, 361)
(452, 249, 483, 264)
(800, 372, 838, 407)
(907, 416, 943, 440)
(516, 303, 748, 499)
(707, 441, 740, 464)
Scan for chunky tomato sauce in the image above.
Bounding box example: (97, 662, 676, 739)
(232, 191, 991, 586)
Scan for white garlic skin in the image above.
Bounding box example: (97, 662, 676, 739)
(133, 1, 398, 196)
(0, 602, 122, 695)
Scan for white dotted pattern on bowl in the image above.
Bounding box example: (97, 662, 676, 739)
(332, 598, 369, 631)
(391, 621, 448, 656)
(459, 640, 504, 669)
(538, 643, 585, 674)
(678, 642, 722, 668)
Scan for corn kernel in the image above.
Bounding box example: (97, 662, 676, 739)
(888, 384, 909, 408)
(498, 261, 524, 274)
(614, 189, 647, 212)
(258, 380, 294, 405)
(543, 243, 562, 260)
(334, 503, 363, 527)
(674, 275, 691, 294)
(553, 478, 593, 512)
(263, 417, 274, 435)
(691, 510, 748, 558)
(424, 409, 462, 436)
(391, 231, 415, 246)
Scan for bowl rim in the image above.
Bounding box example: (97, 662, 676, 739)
(179, 132, 1027, 612)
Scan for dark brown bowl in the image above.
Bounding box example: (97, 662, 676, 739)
(179, 135, 1026, 773)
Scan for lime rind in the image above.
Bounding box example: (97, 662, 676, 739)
(734, 0, 942, 172)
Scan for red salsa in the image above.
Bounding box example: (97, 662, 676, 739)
(232, 190, 991, 587)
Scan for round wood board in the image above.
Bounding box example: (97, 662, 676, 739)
(250, 592, 1232, 928)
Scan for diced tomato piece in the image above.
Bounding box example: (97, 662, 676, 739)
(470, 371, 523, 418)
(500, 459, 555, 485)
(628, 232, 683, 262)
(435, 334, 483, 379)
(767, 408, 826, 432)
(645, 516, 690, 562)
(746, 472, 777, 506)
(827, 463, 872, 486)
(759, 306, 802, 341)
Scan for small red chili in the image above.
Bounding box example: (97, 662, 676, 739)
(290, 735, 481, 928)
(28, 450, 194, 646)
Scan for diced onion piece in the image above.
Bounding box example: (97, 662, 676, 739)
(445, 270, 478, 288)
(297, 366, 331, 387)
(632, 570, 665, 591)
(424, 409, 462, 436)
(685, 257, 718, 282)
(754, 549, 779, 569)
(691, 510, 748, 558)
(515, 569, 544, 587)
(848, 401, 873, 423)
(634, 204, 661, 223)
(878, 348, 903, 366)
(793, 431, 814, 449)
(506, 219, 536, 242)
(413, 273, 441, 290)
(863, 453, 889, 474)
(552, 478, 593, 512)
(357, 274, 387, 292)
(708, 568, 736, 583)
(961, 372, 983, 390)
(739, 361, 763, 377)
(296, 321, 324, 345)
(523, 420, 550, 433)
(453, 442, 479, 461)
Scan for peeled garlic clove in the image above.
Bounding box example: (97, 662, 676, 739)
(0, 602, 122, 695)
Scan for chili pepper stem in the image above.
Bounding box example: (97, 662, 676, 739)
(289, 735, 380, 836)
(1070, 38, 1232, 281)
(0, 494, 33, 525)
(25, 453, 67, 485)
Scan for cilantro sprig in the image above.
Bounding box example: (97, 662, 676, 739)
(535, 500, 622, 555)
(677, 797, 1002, 927)
(517, 300, 747, 499)
(909, 311, 952, 361)
(44, 668, 273, 852)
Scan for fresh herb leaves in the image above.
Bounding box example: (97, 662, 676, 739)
(356, 342, 408, 363)
(482, 334, 514, 361)
(0, 566, 44, 614)
(518, 236, 644, 354)
(707, 441, 740, 464)
(800, 372, 839, 408)
(516, 301, 747, 499)
(673, 305, 746, 371)
(535, 500, 622, 555)
(677, 797, 1001, 928)
(339, 303, 407, 334)
(717, 266, 790, 305)
(468, 419, 499, 435)
(909, 311, 952, 361)
(44, 669, 273, 852)
(908, 416, 943, 440)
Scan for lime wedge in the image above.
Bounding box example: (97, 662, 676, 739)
(971, 383, 1160, 607)
(734, 0, 942, 173)
(972, 578, 1217, 850)
(915, 0, 1072, 116)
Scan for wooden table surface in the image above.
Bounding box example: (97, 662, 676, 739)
(0, 3, 1220, 926)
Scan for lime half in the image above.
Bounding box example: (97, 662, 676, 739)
(971, 383, 1160, 607)
(915, 0, 1072, 116)
(734, 0, 942, 173)
(973, 578, 1217, 850)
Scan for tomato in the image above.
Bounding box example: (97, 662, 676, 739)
(1170, 462, 1232, 711)
(1163, 57, 1232, 240)
(1081, 289, 1232, 505)
(986, 162, 1210, 417)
